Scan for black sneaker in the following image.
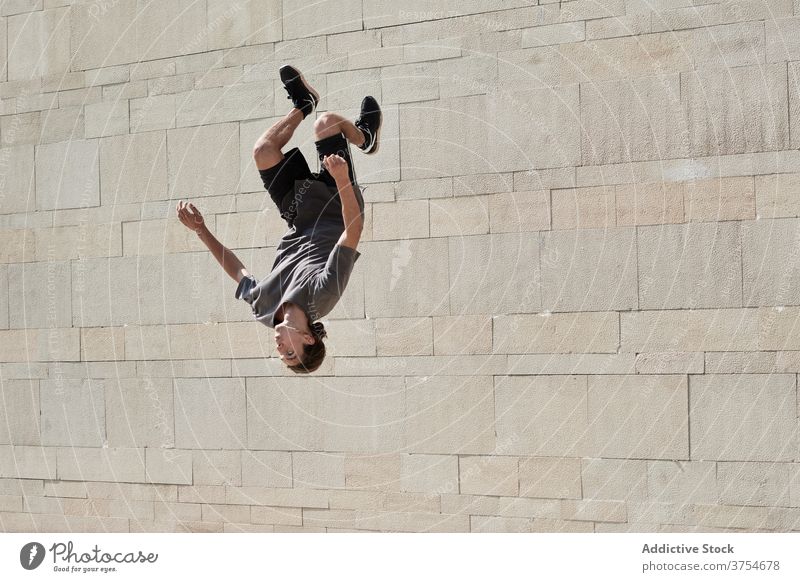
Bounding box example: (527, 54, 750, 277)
(279, 64, 319, 119)
(354, 96, 382, 154)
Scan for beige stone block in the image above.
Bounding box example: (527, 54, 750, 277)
(615, 181, 684, 226)
(293, 452, 345, 489)
(401, 88, 580, 179)
(375, 316, 432, 356)
(325, 67, 381, 112)
(0, 266, 6, 329)
(381, 62, 438, 104)
(517, 457, 580, 499)
(582, 458, 647, 501)
(691, 374, 796, 461)
(449, 232, 540, 315)
(0, 362, 48, 380)
(175, 81, 274, 127)
(759, 306, 800, 351)
(34, 222, 122, 262)
(207, 0, 281, 50)
(283, 0, 361, 38)
(40, 378, 105, 447)
(717, 461, 792, 506)
(460, 456, 518, 496)
(105, 378, 174, 448)
(85, 101, 130, 138)
(638, 222, 742, 309)
(0, 229, 35, 263)
(372, 199, 429, 240)
(0, 112, 41, 147)
(335, 355, 507, 377)
(756, 173, 800, 218)
(354, 509, 470, 533)
(514, 167, 576, 192)
(213, 211, 271, 250)
(8, 260, 71, 329)
(135, 0, 207, 61)
(0, 328, 80, 363)
(647, 460, 717, 504)
(174, 378, 246, 449)
(124, 322, 268, 361)
(345, 454, 401, 491)
(178, 485, 226, 505)
(705, 351, 778, 374)
(399, 454, 457, 494)
(429, 195, 489, 237)
(0, 446, 55, 480)
(84, 481, 177, 502)
(192, 450, 241, 486)
(56, 447, 144, 482)
(495, 375, 589, 456)
(471, 515, 531, 533)
(442, 494, 560, 521)
(622, 308, 759, 353)
(350, 102, 400, 185)
(7, 8, 70, 80)
(588, 374, 688, 459)
(251, 505, 302, 526)
(247, 376, 405, 452)
(405, 375, 494, 454)
(586, 13, 651, 39)
(684, 176, 755, 222)
(241, 451, 292, 487)
(507, 353, 636, 375)
(72, 253, 242, 327)
(362, 238, 450, 317)
(494, 311, 619, 354)
(35, 139, 100, 210)
(742, 218, 800, 306)
(560, 499, 626, 523)
(137, 358, 232, 379)
(225, 486, 329, 508)
(122, 218, 211, 256)
(581, 74, 688, 165)
(432, 315, 492, 356)
(168, 123, 240, 198)
(0, 145, 35, 215)
(130, 94, 177, 133)
(201, 503, 250, 523)
(635, 352, 704, 374)
(153, 501, 201, 522)
(0, 379, 39, 446)
(145, 448, 192, 485)
(654, 0, 792, 33)
(767, 16, 800, 62)
(80, 327, 124, 361)
(488, 191, 549, 233)
(541, 227, 638, 311)
(438, 54, 498, 99)
(683, 63, 788, 157)
(71, 0, 137, 70)
(324, 318, 375, 357)
(523, 21, 585, 47)
(394, 177, 450, 201)
(100, 130, 168, 204)
(551, 186, 615, 229)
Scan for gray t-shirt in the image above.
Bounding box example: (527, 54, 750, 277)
(234, 180, 364, 328)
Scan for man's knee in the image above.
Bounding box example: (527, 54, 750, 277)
(313, 112, 341, 137)
(252, 139, 282, 169)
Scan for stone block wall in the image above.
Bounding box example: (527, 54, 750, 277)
(1, 0, 800, 532)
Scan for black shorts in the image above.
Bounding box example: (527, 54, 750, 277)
(258, 132, 360, 227)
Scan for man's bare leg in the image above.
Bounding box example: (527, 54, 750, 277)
(252, 108, 305, 170)
(313, 112, 366, 146)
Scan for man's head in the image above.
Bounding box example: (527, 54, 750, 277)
(274, 310, 327, 373)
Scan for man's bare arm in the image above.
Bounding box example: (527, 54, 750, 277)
(176, 200, 250, 283)
(197, 225, 250, 283)
(336, 178, 364, 250)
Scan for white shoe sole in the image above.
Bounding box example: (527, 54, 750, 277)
(364, 109, 382, 155)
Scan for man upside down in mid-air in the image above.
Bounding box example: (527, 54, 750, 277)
(176, 65, 382, 373)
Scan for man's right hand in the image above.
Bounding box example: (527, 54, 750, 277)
(176, 200, 206, 233)
(322, 154, 351, 185)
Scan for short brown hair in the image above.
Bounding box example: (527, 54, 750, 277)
(287, 319, 327, 374)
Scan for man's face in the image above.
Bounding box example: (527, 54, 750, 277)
(274, 321, 313, 366)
